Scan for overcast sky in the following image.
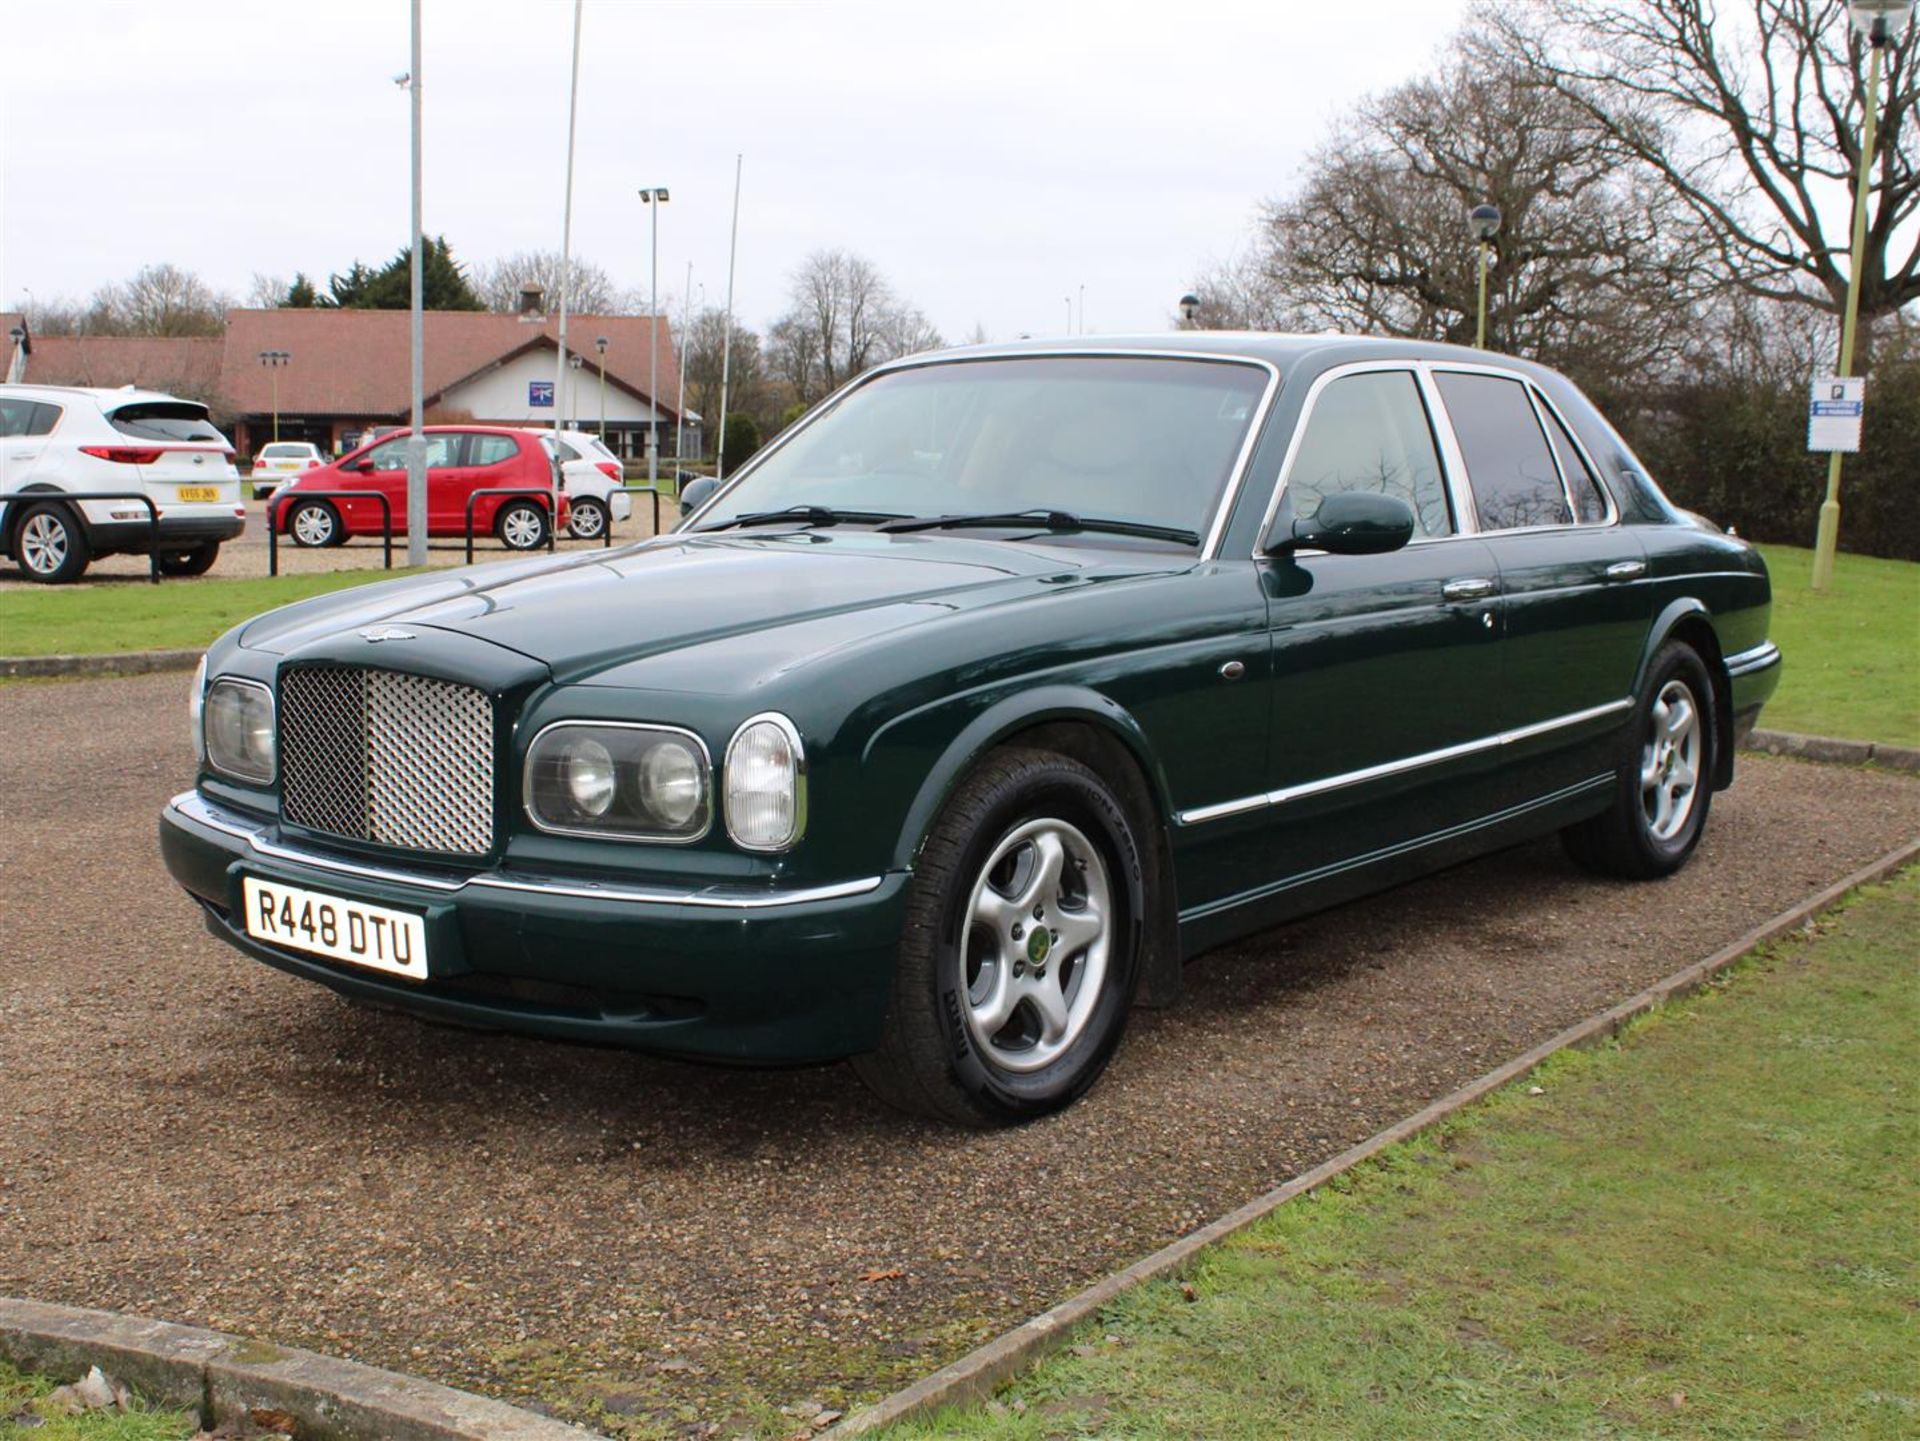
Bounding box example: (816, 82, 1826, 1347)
(1, 0, 1474, 341)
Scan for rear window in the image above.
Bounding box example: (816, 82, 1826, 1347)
(1, 399, 61, 437)
(467, 434, 521, 466)
(262, 442, 309, 458)
(109, 402, 224, 443)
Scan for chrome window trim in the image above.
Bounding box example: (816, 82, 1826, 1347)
(723, 710, 809, 853)
(1524, 383, 1621, 528)
(1251, 360, 1476, 559)
(1424, 361, 1624, 535)
(167, 790, 884, 909)
(521, 718, 714, 845)
(204, 675, 277, 785)
(677, 348, 1284, 563)
(1176, 697, 1634, 826)
(1724, 640, 1781, 677)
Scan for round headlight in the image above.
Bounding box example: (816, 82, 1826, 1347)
(639, 740, 702, 827)
(563, 738, 616, 817)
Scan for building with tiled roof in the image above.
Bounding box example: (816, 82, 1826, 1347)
(8, 307, 689, 460)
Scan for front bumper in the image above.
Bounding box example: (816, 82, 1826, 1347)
(159, 790, 908, 1063)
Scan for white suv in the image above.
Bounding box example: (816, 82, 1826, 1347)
(541, 428, 633, 539)
(0, 384, 245, 583)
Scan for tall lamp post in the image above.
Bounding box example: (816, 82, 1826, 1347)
(593, 336, 609, 445)
(1812, 0, 1913, 592)
(1178, 293, 1200, 328)
(568, 352, 585, 424)
(257, 350, 290, 443)
(1468, 204, 1501, 350)
(639, 186, 669, 488)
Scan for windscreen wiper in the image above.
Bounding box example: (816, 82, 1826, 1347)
(696, 505, 908, 532)
(877, 509, 1199, 545)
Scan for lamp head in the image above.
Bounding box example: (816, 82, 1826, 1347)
(595, 336, 608, 353)
(1178, 293, 1201, 322)
(1849, 0, 1914, 43)
(1468, 204, 1502, 242)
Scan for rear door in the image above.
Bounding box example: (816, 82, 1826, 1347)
(448, 431, 528, 533)
(1429, 367, 1650, 804)
(0, 397, 60, 534)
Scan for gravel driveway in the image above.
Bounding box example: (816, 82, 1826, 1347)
(1, 672, 1913, 1438)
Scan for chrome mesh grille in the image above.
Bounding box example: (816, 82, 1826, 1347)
(280, 667, 495, 857)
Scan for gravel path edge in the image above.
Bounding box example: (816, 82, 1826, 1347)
(0, 1296, 606, 1441)
(826, 834, 1920, 1437)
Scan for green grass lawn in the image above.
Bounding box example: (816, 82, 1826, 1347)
(0, 570, 414, 659)
(0, 1360, 197, 1439)
(884, 868, 1920, 1440)
(1754, 543, 1919, 747)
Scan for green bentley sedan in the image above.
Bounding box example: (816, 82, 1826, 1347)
(159, 334, 1781, 1125)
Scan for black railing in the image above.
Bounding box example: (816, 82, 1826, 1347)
(464, 488, 560, 564)
(615, 484, 665, 540)
(267, 490, 393, 578)
(0, 490, 161, 583)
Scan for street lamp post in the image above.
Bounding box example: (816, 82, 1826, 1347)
(568, 352, 585, 423)
(257, 350, 290, 444)
(639, 186, 669, 487)
(1178, 293, 1200, 328)
(1812, 0, 1914, 592)
(675, 267, 693, 479)
(1468, 205, 1501, 350)
(594, 336, 608, 445)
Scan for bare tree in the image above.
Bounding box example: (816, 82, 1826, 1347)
(1483, 0, 1919, 358)
(680, 307, 771, 441)
(1190, 27, 1708, 388)
(475, 250, 632, 315)
(85, 264, 229, 336)
(244, 273, 289, 309)
(767, 250, 943, 404)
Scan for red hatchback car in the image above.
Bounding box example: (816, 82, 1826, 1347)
(273, 426, 567, 550)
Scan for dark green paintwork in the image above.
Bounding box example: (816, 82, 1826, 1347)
(160, 335, 1781, 1063)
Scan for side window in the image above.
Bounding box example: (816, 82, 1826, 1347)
(1434, 372, 1572, 531)
(27, 403, 62, 436)
(1537, 399, 1610, 523)
(467, 433, 520, 467)
(0, 399, 34, 437)
(557, 441, 582, 462)
(368, 434, 457, 469)
(366, 439, 407, 470)
(1279, 371, 1454, 539)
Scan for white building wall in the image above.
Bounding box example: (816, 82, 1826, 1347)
(443, 350, 661, 426)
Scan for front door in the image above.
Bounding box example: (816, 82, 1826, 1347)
(1229, 367, 1509, 906)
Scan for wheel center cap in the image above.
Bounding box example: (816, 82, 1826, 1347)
(1026, 929, 1052, 966)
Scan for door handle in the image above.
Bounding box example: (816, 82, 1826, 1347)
(1605, 560, 1647, 582)
(1441, 577, 1497, 603)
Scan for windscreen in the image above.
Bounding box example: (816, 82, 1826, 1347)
(109, 402, 225, 443)
(697, 356, 1268, 542)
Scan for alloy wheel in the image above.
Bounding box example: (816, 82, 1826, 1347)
(19, 512, 68, 575)
(961, 817, 1112, 1073)
(1640, 678, 1702, 842)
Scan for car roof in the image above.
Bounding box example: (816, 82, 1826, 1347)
(906, 331, 1574, 387)
(0, 381, 193, 406)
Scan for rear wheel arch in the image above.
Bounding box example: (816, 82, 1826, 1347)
(1639, 601, 1733, 790)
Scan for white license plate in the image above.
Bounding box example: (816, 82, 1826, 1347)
(242, 877, 428, 981)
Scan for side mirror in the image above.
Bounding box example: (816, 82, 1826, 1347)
(1270, 492, 1416, 557)
(352, 457, 376, 473)
(678, 476, 719, 518)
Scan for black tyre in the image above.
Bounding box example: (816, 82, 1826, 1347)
(497, 499, 550, 551)
(158, 540, 220, 577)
(852, 747, 1147, 1126)
(1563, 640, 1716, 879)
(286, 499, 343, 548)
(13, 500, 91, 584)
(568, 496, 610, 540)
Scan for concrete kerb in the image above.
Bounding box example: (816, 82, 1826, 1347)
(827, 835, 1920, 1437)
(2, 649, 203, 679)
(1746, 727, 1920, 771)
(0, 1297, 606, 1441)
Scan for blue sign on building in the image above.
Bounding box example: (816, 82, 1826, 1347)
(529, 380, 554, 408)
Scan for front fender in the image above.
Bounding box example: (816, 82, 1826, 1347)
(868, 683, 1174, 873)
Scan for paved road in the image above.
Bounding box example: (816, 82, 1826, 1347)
(1, 673, 1914, 1438)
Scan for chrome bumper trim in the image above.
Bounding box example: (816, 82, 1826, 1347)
(166, 791, 886, 909)
(1724, 641, 1781, 678)
(1176, 698, 1634, 827)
